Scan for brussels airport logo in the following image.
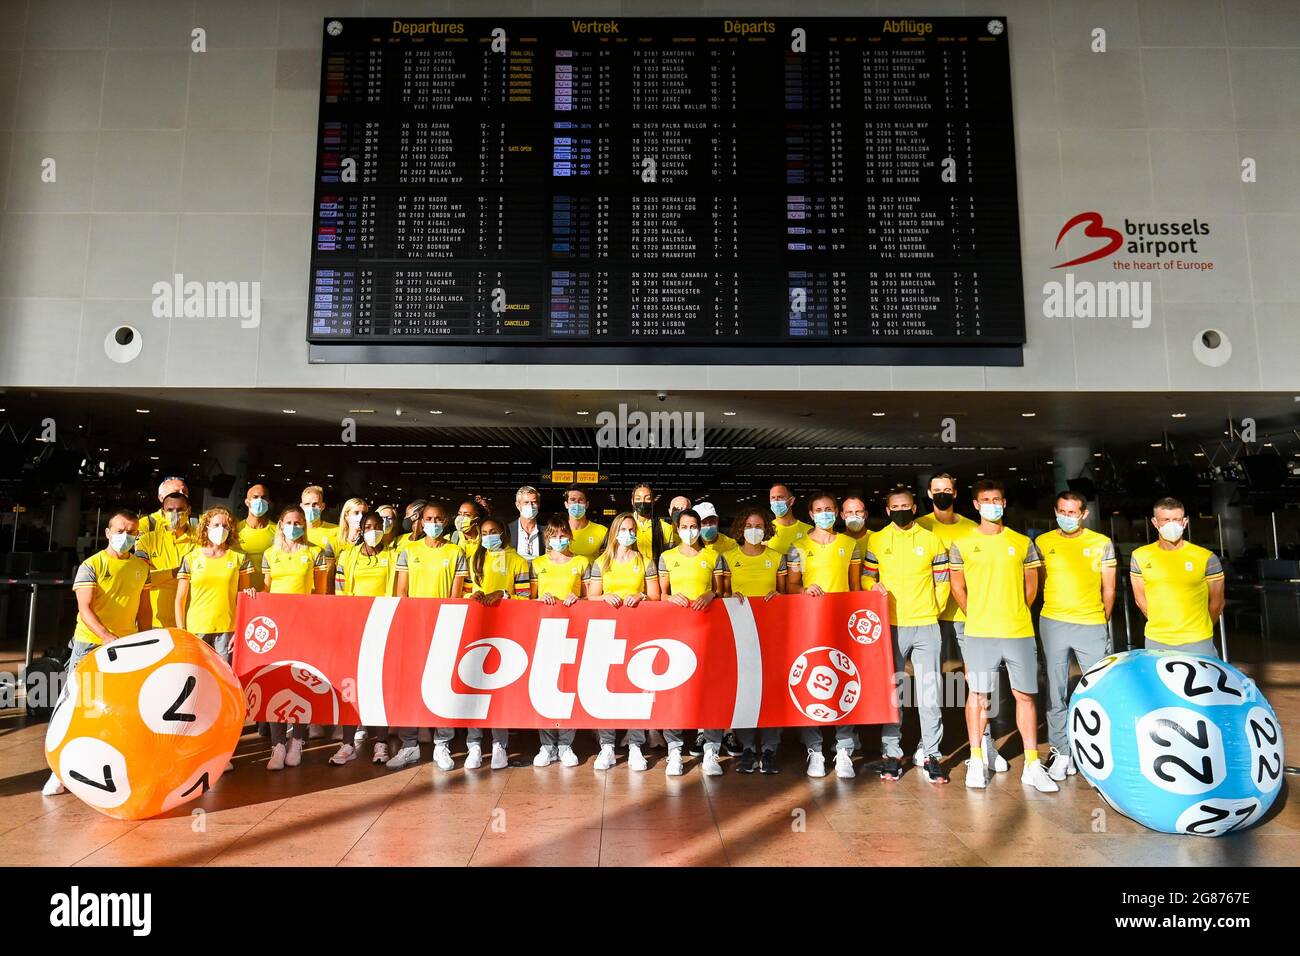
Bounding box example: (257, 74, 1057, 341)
(595, 403, 705, 460)
(150, 273, 260, 329)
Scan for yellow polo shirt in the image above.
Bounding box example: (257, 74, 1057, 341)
(862, 522, 950, 627)
(916, 512, 978, 621)
(1130, 541, 1224, 644)
(72, 549, 152, 646)
(948, 526, 1042, 639)
(1038, 528, 1116, 626)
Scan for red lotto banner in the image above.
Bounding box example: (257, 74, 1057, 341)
(231, 591, 898, 729)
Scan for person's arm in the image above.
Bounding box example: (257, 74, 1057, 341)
(451, 573, 466, 599)
(785, 545, 805, 594)
(1024, 541, 1042, 607)
(847, 557, 862, 592)
(394, 570, 409, 598)
(1100, 565, 1117, 621)
(1208, 576, 1225, 623)
(135, 586, 153, 633)
(644, 573, 661, 601)
(174, 577, 190, 630)
(1129, 552, 1147, 616)
(947, 542, 967, 613)
(74, 584, 118, 644)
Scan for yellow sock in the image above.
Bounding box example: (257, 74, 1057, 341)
(970, 747, 983, 761)
(1025, 749, 1039, 764)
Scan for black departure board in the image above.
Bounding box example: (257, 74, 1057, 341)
(307, 17, 1025, 365)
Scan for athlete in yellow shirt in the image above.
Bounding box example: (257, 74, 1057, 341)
(766, 483, 813, 556)
(1037, 491, 1117, 781)
(450, 499, 483, 563)
(948, 479, 1056, 793)
(587, 512, 662, 771)
(43, 509, 154, 796)
(916, 473, 978, 637)
(786, 492, 861, 779)
(631, 483, 675, 561)
(1130, 496, 1225, 656)
(695, 501, 737, 553)
(390, 502, 468, 774)
(175, 507, 254, 662)
(134, 490, 198, 627)
(236, 482, 275, 590)
(862, 488, 951, 785)
(562, 485, 608, 558)
(530, 515, 590, 768)
(840, 494, 870, 547)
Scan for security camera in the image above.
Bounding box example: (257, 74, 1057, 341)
(656, 392, 668, 402)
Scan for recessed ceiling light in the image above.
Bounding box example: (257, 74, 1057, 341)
(147, 437, 156, 443)
(149, 456, 158, 461)
(429, 410, 443, 414)
(282, 409, 296, 414)
(723, 411, 737, 416)
(1045, 460, 1054, 465)
(1021, 412, 1036, 417)
(1150, 443, 1162, 448)
(1195, 452, 1205, 457)
(871, 412, 886, 417)
(273, 463, 282, 468)
(136, 408, 150, 414)
(576, 410, 589, 416)
(1171, 412, 1187, 418)
(1008, 466, 1017, 471)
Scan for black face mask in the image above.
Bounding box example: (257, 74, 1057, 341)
(633, 502, 654, 518)
(669, 508, 683, 522)
(402, 516, 415, 533)
(931, 492, 955, 510)
(889, 509, 914, 527)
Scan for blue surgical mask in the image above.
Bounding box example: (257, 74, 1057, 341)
(567, 502, 586, 519)
(548, 537, 570, 552)
(812, 511, 836, 530)
(701, 525, 718, 541)
(616, 530, 637, 548)
(482, 534, 503, 551)
(1055, 514, 1080, 533)
(303, 505, 321, 523)
(979, 503, 1005, 522)
(249, 497, 269, 517)
(771, 500, 789, 517)
(283, 524, 305, 541)
(423, 521, 444, 539)
(519, 504, 538, 520)
(109, 532, 137, 555)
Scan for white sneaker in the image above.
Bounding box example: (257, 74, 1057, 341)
(42, 772, 66, 795)
(834, 748, 855, 779)
(267, 743, 287, 771)
(702, 744, 723, 776)
(329, 744, 356, 766)
(594, 744, 617, 770)
(1046, 748, 1075, 782)
(806, 749, 826, 778)
(983, 729, 1009, 772)
(533, 746, 556, 767)
(286, 737, 304, 767)
(491, 742, 509, 770)
(627, 744, 648, 772)
(433, 742, 454, 771)
(558, 745, 580, 768)
(465, 743, 484, 770)
(913, 746, 927, 767)
(665, 748, 685, 776)
(647, 729, 666, 750)
(308, 724, 326, 739)
(965, 757, 988, 789)
(372, 742, 390, 764)
(1022, 760, 1060, 793)
(385, 745, 420, 770)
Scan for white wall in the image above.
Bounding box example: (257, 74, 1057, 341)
(0, 0, 1297, 392)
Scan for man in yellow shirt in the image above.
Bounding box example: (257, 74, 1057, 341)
(840, 494, 869, 546)
(1037, 490, 1116, 781)
(766, 483, 813, 556)
(43, 509, 153, 795)
(236, 482, 275, 590)
(1130, 496, 1225, 657)
(134, 491, 198, 627)
(140, 476, 194, 533)
(694, 502, 737, 553)
(563, 485, 608, 558)
(862, 488, 950, 785)
(948, 479, 1057, 793)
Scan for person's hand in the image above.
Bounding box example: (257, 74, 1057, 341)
(563, 594, 579, 606)
(624, 594, 644, 608)
(242, 587, 258, 598)
(668, 593, 690, 607)
(764, 590, 780, 602)
(805, 584, 826, 597)
(690, 592, 715, 611)
(733, 593, 747, 605)
(540, 593, 558, 605)
(872, 581, 889, 594)
(603, 593, 623, 608)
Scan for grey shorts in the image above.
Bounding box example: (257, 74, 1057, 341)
(957, 635, 1039, 694)
(1145, 636, 1219, 658)
(198, 632, 234, 664)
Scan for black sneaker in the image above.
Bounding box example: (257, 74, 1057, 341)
(688, 732, 706, 757)
(921, 756, 950, 785)
(723, 731, 744, 757)
(879, 756, 904, 781)
(760, 749, 780, 774)
(737, 748, 757, 773)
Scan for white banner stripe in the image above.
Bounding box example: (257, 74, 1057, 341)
(724, 597, 762, 729)
(358, 597, 399, 726)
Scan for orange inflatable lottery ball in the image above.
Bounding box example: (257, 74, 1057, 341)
(44, 628, 245, 821)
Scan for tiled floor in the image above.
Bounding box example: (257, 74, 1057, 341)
(1, 658, 1297, 867)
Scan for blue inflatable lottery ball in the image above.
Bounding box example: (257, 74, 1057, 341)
(1067, 649, 1285, 837)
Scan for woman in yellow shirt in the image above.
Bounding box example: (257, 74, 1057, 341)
(587, 512, 661, 772)
(175, 507, 255, 663)
(724, 508, 789, 773)
(463, 517, 531, 770)
(331, 512, 397, 766)
(258, 505, 328, 772)
(529, 515, 590, 768)
(657, 509, 730, 778)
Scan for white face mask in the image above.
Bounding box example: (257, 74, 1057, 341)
(348, 513, 363, 529)
(363, 529, 383, 547)
(207, 525, 229, 546)
(743, 527, 765, 545)
(679, 527, 700, 545)
(843, 515, 865, 531)
(1158, 520, 1185, 542)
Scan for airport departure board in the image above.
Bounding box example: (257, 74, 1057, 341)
(307, 17, 1025, 364)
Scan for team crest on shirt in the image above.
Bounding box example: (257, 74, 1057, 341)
(1082, 548, 1090, 556)
(1185, 561, 1194, 571)
(837, 548, 845, 556)
(914, 546, 924, 555)
(764, 559, 772, 569)
(699, 559, 709, 569)
(1007, 546, 1015, 555)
